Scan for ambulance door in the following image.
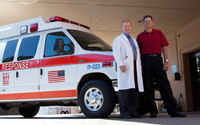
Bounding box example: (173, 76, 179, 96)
(39, 31, 77, 98)
(0, 39, 18, 100)
(14, 34, 42, 99)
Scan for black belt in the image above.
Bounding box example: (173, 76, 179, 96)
(141, 54, 161, 57)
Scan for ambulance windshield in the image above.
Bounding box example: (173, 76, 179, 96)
(68, 30, 112, 51)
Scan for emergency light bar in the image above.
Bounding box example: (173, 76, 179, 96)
(50, 16, 90, 30)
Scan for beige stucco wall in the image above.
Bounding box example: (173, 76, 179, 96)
(166, 16, 200, 111)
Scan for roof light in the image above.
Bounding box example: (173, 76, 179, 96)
(84, 26, 90, 30)
(71, 21, 78, 25)
(56, 17, 62, 21)
(80, 24, 90, 30)
(50, 16, 90, 30)
(20, 25, 28, 34)
(30, 23, 38, 32)
(50, 16, 68, 22)
(102, 61, 113, 67)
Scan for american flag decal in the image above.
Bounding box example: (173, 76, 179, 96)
(48, 70, 65, 83)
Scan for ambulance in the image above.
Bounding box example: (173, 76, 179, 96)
(0, 16, 150, 118)
(0, 16, 118, 118)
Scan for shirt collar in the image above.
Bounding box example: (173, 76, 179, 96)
(144, 28, 155, 33)
(123, 32, 130, 39)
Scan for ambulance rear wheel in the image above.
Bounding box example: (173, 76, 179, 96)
(79, 79, 116, 118)
(19, 106, 40, 118)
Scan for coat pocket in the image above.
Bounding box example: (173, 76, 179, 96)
(122, 58, 129, 69)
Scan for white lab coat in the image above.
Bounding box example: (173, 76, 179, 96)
(113, 33, 144, 92)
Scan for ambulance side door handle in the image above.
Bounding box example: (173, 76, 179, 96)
(40, 69, 43, 75)
(16, 71, 19, 78)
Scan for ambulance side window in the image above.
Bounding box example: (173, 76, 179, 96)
(44, 32, 74, 57)
(17, 35, 40, 61)
(2, 39, 18, 63)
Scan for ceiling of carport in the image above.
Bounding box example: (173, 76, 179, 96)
(0, 0, 200, 45)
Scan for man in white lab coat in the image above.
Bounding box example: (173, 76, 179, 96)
(113, 20, 144, 119)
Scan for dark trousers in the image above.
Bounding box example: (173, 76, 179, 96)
(141, 55, 177, 114)
(119, 62, 139, 117)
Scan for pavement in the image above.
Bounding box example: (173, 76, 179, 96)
(0, 112, 200, 125)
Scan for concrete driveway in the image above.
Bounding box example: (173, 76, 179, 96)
(0, 112, 199, 125)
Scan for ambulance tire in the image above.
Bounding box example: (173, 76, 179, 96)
(19, 106, 40, 118)
(79, 79, 116, 118)
(0, 104, 11, 110)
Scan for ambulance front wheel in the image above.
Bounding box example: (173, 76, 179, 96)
(18, 106, 40, 118)
(78, 79, 116, 118)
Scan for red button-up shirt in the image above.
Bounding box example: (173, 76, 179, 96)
(136, 29, 169, 55)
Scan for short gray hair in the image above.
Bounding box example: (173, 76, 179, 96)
(121, 20, 132, 26)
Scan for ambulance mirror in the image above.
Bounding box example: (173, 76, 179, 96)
(54, 39, 64, 53)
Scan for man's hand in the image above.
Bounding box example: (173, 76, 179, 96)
(120, 65, 126, 73)
(163, 61, 169, 71)
(162, 46, 169, 71)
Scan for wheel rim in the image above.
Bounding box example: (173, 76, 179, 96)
(84, 87, 104, 111)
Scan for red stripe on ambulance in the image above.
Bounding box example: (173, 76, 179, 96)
(1, 60, 38, 71)
(0, 90, 77, 100)
(0, 54, 114, 71)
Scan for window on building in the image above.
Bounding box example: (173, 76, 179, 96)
(17, 35, 40, 61)
(44, 32, 74, 57)
(2, 39, 19, 63)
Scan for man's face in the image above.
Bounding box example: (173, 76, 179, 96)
(143, 17, 153, 29)
(122, 22, 131, 35)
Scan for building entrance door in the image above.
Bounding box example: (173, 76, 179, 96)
(190, 51, 200, 110)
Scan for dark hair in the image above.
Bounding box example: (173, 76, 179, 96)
(121, 20, 131, 26)
(143, 15, 153, 21)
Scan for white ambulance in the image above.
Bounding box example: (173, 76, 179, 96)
(0, 16, 118, 118)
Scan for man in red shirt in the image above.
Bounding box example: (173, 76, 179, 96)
(137, 15, 186, 118)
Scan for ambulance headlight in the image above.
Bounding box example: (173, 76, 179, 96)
(20, 25, 28, 34)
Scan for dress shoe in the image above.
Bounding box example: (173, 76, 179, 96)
(150, 113, 157, 118)
(131, 115, 143, 118)
(171, 112, 186, 117)
(121, 116, 130, 119)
